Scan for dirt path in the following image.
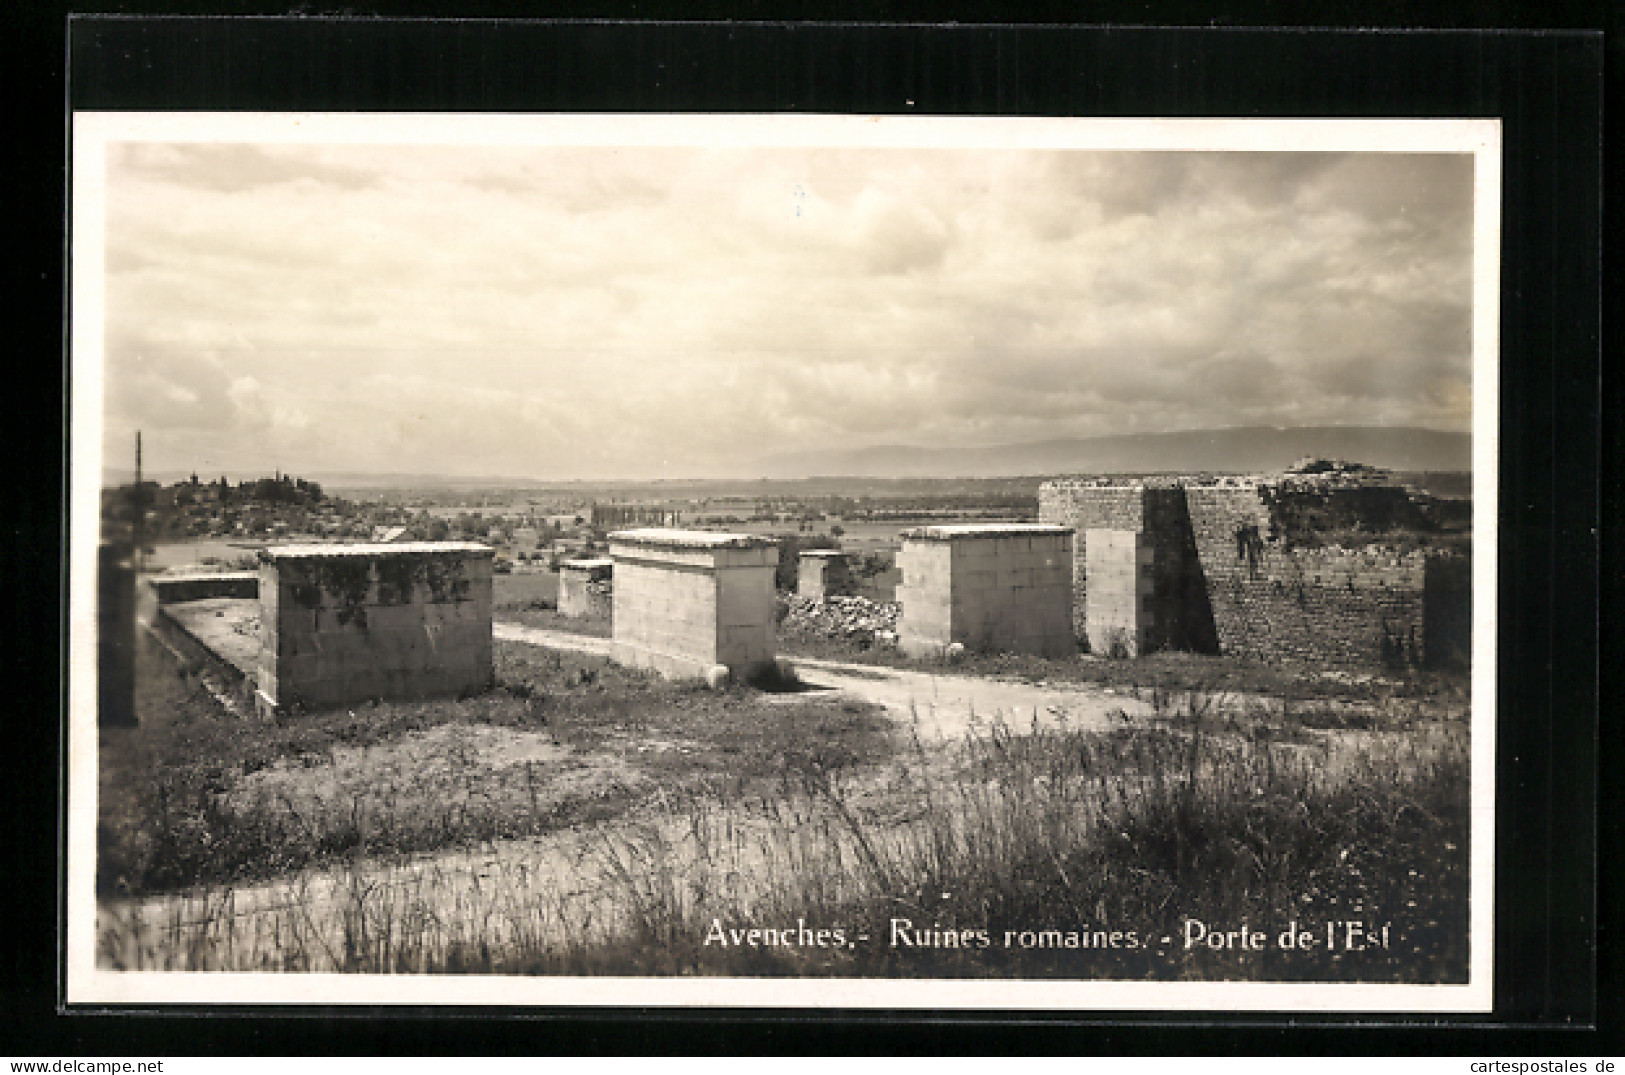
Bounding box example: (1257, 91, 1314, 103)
(97, 812, 699, 972)
(494, 621, 615, 657)
(786, 655, 1154, 739)
(493, 620, 1155, 740)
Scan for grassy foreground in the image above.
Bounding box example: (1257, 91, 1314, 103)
(98, 633, 891, 899)
(100, 636, 1468, 981)
(500, 700, 1469, 982)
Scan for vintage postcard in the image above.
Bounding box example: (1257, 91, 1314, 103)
(67, 112, 1498, 1011)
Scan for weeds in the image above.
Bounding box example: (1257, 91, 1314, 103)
(100, 634, 892, 900)
(509, 605, 612, 638)
(779, 631, 1468, 708)
(103, 670, 1468, 982)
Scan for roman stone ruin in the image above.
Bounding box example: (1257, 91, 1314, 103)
(1038, 464, 1471, 668)
(796, 548, 852, 600)
(255, 542, 494, 715)
(98, 543, 137, 727)
(778, 593, 900, 647)
(1083, 528, 1157, 657)
(607, 528, 778, 682)
(895, 523, 1075, 659)
(148, 571, 260, 605)
(557, 557, 613, 618)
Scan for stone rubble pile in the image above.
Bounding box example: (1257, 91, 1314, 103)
(778, 593, 901, 648)
(1279, 457, 1396, 489)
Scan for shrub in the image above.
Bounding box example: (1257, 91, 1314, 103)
(774, 533, 840, 591)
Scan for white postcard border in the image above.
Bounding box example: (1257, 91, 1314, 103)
(66, 112, 1500, 1012)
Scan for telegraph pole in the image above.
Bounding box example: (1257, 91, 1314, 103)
(132, 431, 144, 573)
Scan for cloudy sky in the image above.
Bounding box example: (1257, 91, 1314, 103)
(99, 140, 1475, 480)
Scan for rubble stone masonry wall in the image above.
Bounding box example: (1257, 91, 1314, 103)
(1182, 485, 1429, 667)
(778, 594, 900, 647)
(1423, 551, 1472, 669)
(1040, 478, 1458, 668)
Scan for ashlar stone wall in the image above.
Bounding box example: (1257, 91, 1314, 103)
(256, 542, 493, 714)
(608, 528, 777, 681)
(797, 549, 852, 600)
(895, 523, 1074, 658)
(558, 558, 613, 618)
(1038, 479, 1214, 654)
(1083, 529, 1155, 657)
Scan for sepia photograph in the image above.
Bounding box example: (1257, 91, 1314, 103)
(67, 112, 1499, 1010)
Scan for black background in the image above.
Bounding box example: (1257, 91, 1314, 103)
(6, 1, 1611, 1056)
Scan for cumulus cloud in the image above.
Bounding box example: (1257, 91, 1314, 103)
(105, 350, 243, 433)
(98, 142, 1477, 478)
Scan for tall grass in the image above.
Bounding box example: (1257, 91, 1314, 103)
(101, 689, 1468, 982)
(99, 636, 890, 899)
(592, 695, 1469, 981)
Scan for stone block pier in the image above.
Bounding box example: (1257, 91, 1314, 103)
(255, 542, 493, 715)
(797, 549, 851, 600)
(607, 528, 778, 682)
(895, 523, 1075, 659)
(557, 558, 613, 618)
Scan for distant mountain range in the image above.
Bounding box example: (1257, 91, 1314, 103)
(286, 471, 553, 491)
(753, 426, 1472, 479)
(110, 426, 1471, 489)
